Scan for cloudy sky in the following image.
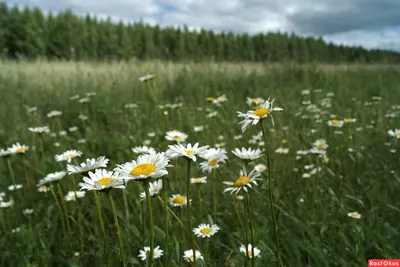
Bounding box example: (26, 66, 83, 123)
(5, 0, 400, 51)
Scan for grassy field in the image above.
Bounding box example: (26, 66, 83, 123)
(0, 60, 399, 267)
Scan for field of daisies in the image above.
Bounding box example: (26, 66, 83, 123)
(0, 61, 399, 267)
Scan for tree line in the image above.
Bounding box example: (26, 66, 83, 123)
(0, 3, 399, 63)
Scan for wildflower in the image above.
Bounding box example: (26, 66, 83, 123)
(8, 143, 29, 154)
(67, 156, 109, 174)
(207, 111, 218, 118)
(232, 147, 263, 161)
(166, 143, 209, 162)
(70, 95, 80, 100)
(28, 126, 50, 134)
(199, 150, 228, 173)
(223, 168, 260, 195)
(138, 246, 163, 261)
(169, 194, 188, 207)
(254, 164, 267, 173)
(212, 94, 228, 105)
(165, 130, 188, 143)
(347, 212, 361, 219)
(37, 171, 67, 186)
(275, 147, 289, 154)
(193, 224, 220, 238)
(388, 129, 400, 138)
(206, 97, 214, 103)
(190, 177, 207, 184)
(193, 126, 204, 132)
(0, 200, 14, 208)
(55, 150, 82, 163)
(140, 180, 162, 200)
(343, 118, 356, 124)
(69, 127, 78, 132)
(183, 249, 203, 262)
(139, 74, 156, 82)
(327, 119, 344, 128)
(310, 139, 328, 154)
(23, 209, 33, 215)
(246, 97, 264, 106)
(65, 191, 86, 201)
(148, 132, 156, 137)
(79, 97, 90, 104)
(240, 244, 261, 258)
(78, 169, 125, 191)
(132, 146, 156, 155)
(237, 98, 283, 132)
(47, 110, 62, 118)
(8, 184, 23, 191)
(27, 106, 37, 113)
(115, 153, 169, 181)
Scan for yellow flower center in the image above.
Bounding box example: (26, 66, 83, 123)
(193, 178, 203, 183)
(247, 250, 253, 257)
(253, 108, 269, 118)
(350, 213, 358, 217)
(200, 227, 212, 235)
(172, 196, 185, 204)
(206, 97, 214, 102)
(208, 158, 219, 166)
(217, 97, 224, 102)
(331, 120, 339, 125)
(66, 153, 75, 159)
(97, 177, 116, 187)
(317, 144, 324, 150)
(281, 140, 287, 144)
(256, 167, 263, 171)
(396, 132, 400, 136)
(343, 118, 351, 123)
(40, 185, 47, 191)
(16, 147, 25, 153)
(251, 98, 258, 103)
(172, 135, 182, 140)
(185, 150, 193, 155)
(280, 148, 286, 153)
(234, 176, 250, 188)
(130, 164, 157, 176)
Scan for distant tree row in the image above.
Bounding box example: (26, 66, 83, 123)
(0, 3, 399, 63)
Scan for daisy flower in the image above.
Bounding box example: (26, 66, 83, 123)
(237, 98, 283, 132)
(212, 94, 227, 105)
(8, 184, 23, 191)
(0, 200, 14, 208)
(223, 168, 261, 195)
(114, 152, 169, 181)
(310, 139, 328, 154)
(343, 118, 356, 124)
(47, 110, 62, 118)
(199, 150, 229, 173)
(78, 169, 125, 191)
(67, 156, 109, 175)
(183, 249, 203, 262)
(38, 185, 51, 192)
(193, 125, 204, 132)
(37, 171, 67, 186)
(254, 164, 267, 173)
(347, 212, 361, 219)
(231, 147, 263, 161)
(132, 146, 156, 155)
(55, 150, 82, 163)
(28, 126, 50, 134)
(23, 209, 33, 215)
(169, 194, 188, 207)
(193, 224, 220, 238)
(140, 180, 163, 200)
(139, 74, 156, 82)
(190, 177, 207, 184)
(165, 130, 188, 143)
(65, 191, 86, 201)
(8, 143, 29, 154)
(138, 246, 163, 261)
(327, 119, 344, 128)
(207, 111, 218, 118)
(166, 143, 209, 162)
(0, 149, 12, 157)
(240, 244, 261, 258)
(388, 129, 400, 138)
(275, 147, 289, 154)
(246, 97, 264, 106)
(206, 97, 214, 103)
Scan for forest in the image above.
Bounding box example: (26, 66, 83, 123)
(0, 3, 399, 63)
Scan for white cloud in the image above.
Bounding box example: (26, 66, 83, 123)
(5, 0, 400, 51)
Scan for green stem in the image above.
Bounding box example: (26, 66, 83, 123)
(260, 120, 281, 267)
(57, 183, 70, 232)
(242, 194, 249, 267)
(144, 182, 155, 267)
(39, 134, 45, 160)
(163, 178, 169, 267)
(107, 191, 124, 265)
(212, 169, 217, 224)
(245, 192, 255, 267)
(122, 189, 130, 224)
(186, 160, 196, 267)
(6, 157, 17, 189)
(50, 186, 66, 235)
(94, 191, 108, 265)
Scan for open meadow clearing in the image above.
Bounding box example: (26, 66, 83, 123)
(0, 60, 400, 266)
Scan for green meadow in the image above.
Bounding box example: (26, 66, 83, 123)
(0, 60, 400, 267)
